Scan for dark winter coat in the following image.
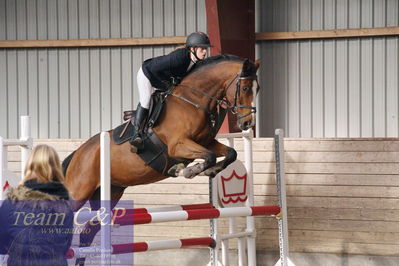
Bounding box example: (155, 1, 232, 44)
(142, 48, 192, 90)
(0, 180, 73, 266)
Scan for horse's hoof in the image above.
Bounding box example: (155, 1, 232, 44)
(168, 163, 184, 177)
(183, 168, 196, 179)
(130, 145, 138, 153)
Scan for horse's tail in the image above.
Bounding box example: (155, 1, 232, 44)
(62, 151, 76, 176)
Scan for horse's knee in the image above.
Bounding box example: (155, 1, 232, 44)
(224, 148, 237, 167)
(205, 152, 217, 167)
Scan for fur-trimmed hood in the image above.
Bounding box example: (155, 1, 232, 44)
(0, 180, 73, 266)
(5, 180, 71, 211)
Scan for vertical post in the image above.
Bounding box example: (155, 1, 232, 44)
(222, 137, 236, 266)
(100, 132, 111, 266)
(20, 116, 31, 179)
(274, 129, 290, 266)
(244, 129, 256, 266)
(210, 174, 219, 266)
(0, 137, 4, 201)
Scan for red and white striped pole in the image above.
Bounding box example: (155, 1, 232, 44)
(74, 203, 214, 225)
(66, 237, 216, 258)
(113, 205, 280, 226)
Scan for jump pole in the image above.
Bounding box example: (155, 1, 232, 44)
(67, 237, 216, 259)
(113, 205, 280, 226)
(75, 203, 214, 225)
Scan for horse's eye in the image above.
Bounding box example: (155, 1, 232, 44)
(242, 87, 249, 92)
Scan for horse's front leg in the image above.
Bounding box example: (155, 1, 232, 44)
(168, 138, 216, 179)
(203, 139, 237, 177)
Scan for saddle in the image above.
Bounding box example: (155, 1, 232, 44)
(112, 89, 228, 176)
(112, 91, 191, 176)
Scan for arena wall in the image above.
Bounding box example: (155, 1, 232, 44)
(2, 0, 398, 139)
(5, 137, 399, 258)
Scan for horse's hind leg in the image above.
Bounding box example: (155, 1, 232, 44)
(75, 185, 126, 266)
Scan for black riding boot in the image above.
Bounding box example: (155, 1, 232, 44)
(130, 104, 149, 150)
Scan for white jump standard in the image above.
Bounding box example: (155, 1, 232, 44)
(0, 116, 32, 200)
(67, 129, 293, 266)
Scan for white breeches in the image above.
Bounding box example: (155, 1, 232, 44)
(137, 67, 154, 109)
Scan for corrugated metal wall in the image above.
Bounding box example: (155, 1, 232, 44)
(0, 0, 206, 138)
(1, 0, 398, 139)
(256, 0, 399, 137)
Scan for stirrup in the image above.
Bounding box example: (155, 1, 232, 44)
(130, 136, 144, 153)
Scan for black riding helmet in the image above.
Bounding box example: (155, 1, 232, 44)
(186, 32, 211, 48)
(186, 32, 211, 62)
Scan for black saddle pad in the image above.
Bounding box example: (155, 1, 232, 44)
(112, 122, 134, 145)
(112, 122, 189, 175)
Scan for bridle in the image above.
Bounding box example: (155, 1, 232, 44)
(170, 69, 258, 122)
(225, 73, 258, 120)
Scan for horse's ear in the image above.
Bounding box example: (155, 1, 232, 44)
(241, 59, 252, 75)
(254, 60, 260, 70)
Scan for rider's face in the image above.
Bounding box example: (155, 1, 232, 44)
(195, 47, 208, 59)
(191, 47, 208, 61)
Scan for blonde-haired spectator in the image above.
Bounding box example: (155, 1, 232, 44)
(0, 144, 73, 266)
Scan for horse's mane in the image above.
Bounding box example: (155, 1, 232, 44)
(190, 54, 245, 74)
(189, 54, 256, 77)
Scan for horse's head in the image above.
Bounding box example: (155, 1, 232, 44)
(225, 59, 260, 130)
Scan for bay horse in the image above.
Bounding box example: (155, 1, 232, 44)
(63, 54, 259, 264)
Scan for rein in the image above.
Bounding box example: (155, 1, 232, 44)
(170, 73, 258, 120)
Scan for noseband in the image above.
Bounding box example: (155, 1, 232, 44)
(226, 74, 258, 120)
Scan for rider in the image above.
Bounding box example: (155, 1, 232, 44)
(130, 31, 211, 149)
